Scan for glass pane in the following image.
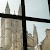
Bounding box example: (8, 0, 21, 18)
(26, 20, 50, 50)
(0, 18, 23, 50)
(0, 0, 21, 15)
(25, 0, 50, 19)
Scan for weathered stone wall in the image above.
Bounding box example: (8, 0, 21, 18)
(42, 29, 50, 50)
(27, 35, 34, 47)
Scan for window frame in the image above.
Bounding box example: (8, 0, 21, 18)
(0, 0, 50, 50)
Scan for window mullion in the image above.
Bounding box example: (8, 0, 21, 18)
(21, 0, 27, 50)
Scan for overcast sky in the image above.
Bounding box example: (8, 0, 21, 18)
(0, 0, 50, 43)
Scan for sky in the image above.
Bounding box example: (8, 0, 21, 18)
(26, 21, 50, 42)
(0, 0, 50, 43)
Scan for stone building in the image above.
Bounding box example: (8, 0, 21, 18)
(34, 29, 50, 50)
(27, 25, 38, 50)
(34, 41, 42, 50)
(42, 29, 50, 50)
(0, 2, 22, 50)
(0, 2, 38, 50)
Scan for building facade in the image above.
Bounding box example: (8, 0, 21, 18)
(1, 2, 50, 50)
(0, 2, 38, 50)
(42, 29, 50, 50)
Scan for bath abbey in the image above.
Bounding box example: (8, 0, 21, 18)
(0, 2, 50, 50)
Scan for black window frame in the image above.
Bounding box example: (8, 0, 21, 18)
(0, 0, 50, 50)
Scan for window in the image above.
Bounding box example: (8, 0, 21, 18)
(0, 0, 50, 50)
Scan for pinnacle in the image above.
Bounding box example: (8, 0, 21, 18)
(6, 1, 9, 8)
(33, 24, 36, 29)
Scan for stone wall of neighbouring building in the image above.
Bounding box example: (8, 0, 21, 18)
(42, 29, 50, 50)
